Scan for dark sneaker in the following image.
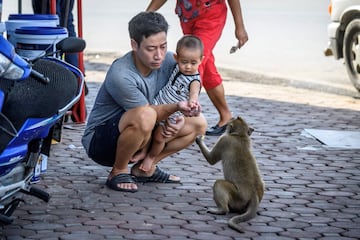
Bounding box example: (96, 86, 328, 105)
(205, 124, 227, 136)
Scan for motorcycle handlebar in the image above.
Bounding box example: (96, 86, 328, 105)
(56, 37, 86, 53)
(27, 36, 86, 84)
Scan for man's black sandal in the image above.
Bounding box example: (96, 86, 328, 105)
(106, 173, 138, 192)
(134, 166, 180, 183)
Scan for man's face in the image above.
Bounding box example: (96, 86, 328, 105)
(132, 32, 167, 76)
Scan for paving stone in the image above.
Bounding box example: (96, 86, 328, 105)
(1, 54, 359, 239)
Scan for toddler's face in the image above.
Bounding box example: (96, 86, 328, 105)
(175, 48, 202, 75)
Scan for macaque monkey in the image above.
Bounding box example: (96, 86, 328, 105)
(195, 116, 264, 233)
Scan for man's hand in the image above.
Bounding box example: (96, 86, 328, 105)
(161, 116, 185, 138)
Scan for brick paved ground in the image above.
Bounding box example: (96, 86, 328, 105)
(1, 53, 359, 239)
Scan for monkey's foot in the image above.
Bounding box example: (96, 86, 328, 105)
(207, 207, 227, 215)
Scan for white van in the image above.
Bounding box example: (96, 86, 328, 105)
(325, 0, 360, 92)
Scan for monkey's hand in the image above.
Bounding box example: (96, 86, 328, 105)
(195, 135, 205, 145)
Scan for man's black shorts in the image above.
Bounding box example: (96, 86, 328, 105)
(88, 112, 122, 167)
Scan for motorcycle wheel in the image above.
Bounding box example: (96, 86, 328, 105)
(343, 18, 360, 92)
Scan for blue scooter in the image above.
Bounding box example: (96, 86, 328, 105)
(0, 35, 85, 224)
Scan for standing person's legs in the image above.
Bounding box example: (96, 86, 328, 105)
(181, 4, 232, 135)
(203, 52, 232, 130)
(59, 0, 89, 95)
(31, 0, 47, 13)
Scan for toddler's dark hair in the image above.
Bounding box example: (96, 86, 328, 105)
(176, 35, 204, 57)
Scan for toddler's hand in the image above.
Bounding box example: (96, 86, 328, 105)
(189, 100, 201, 116)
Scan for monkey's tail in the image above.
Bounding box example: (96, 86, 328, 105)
(228, 195, 259, 233)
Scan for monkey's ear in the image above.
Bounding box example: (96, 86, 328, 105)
(248, 127, 254, 136)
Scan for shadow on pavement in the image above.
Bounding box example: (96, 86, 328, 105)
(1, 83, 359, 239)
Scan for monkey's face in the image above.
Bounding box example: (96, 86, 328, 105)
(228, 116, 254, 136)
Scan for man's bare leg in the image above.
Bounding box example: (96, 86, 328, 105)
(109, 106, 157, 191)
(131, 114, 207, 180)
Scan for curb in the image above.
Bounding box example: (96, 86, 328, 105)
(219, 67, 360, 98)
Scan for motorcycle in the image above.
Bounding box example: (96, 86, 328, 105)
(0, 35, 85, 224)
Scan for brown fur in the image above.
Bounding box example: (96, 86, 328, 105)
(195, 116, 264, 233)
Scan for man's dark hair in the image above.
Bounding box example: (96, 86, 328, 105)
(176, 35, 204, 57)
(129, 12, 169, 46)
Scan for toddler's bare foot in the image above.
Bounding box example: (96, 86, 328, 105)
(130, 148, 147, 163)
(139, 161, 152, 172)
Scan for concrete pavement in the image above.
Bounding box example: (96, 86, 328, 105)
(1, 53, 360, 239)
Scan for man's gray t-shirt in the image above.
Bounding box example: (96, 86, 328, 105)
(82, 51, 176, 153)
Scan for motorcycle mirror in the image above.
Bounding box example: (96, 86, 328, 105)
(0, 35, 31, 81)
(56, 37, 86, 53)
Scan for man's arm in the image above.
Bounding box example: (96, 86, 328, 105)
(150, 103, 180, 122)
(146, 0, 167, 11)
(227, 0, 248, 48)
(150, 101, 196, 122)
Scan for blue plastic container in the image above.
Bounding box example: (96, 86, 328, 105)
(14, 26, 68, 59)
(5, 14, 59, 45)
